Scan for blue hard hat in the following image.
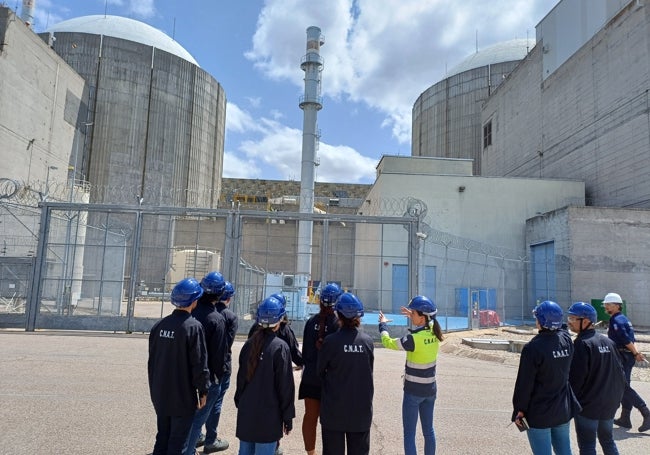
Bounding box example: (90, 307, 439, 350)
(200, 271, 225, 295)
(221, 281, 235, 301)
(408, 295, 437, 317)
(171, 277, 204, 307)
(256, 296, 286, 327)
(567, 301, 597, 324)
(270, 293, 287, 307)
(533, 300, 563, 330)
(335, 292, 364, 319)
(320, 283, 343, 306)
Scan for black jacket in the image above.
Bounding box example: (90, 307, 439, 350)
(248, 321, 304, 367)
(192, 299, 227, 382)
(148, 310, 210, 417)
(235, 332, 295, 443)
(301, 312, 338, 389)
(216, 302, 238, 374)
(512, 328, 581, 428)
(569, 328, 626, 419)
(318, 327, 374, 433)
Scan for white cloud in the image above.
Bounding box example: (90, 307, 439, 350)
(226, 102, 267, 134)
(224, 113, 376, 182)
(246, 96, 262, 108)
(246, 0, 557, 144)
(103, 0, 155, 18)
(316, 143, 378, 183)
(222, 152, 261, 179)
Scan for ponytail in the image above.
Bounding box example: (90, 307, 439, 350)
(246, 326, 273, 382)
(316, 304, 335, 350)
(423, 314, 444, 341)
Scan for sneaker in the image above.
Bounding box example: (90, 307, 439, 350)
(195, 433, 205, 448)
(274, 446, 283, 455)
(203, 439, 229, 453)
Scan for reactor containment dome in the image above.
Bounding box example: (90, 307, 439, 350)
(46, 15, 199, 66)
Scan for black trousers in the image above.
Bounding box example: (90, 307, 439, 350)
(322, 427, 370, 455)
(152, 413, 194, 455)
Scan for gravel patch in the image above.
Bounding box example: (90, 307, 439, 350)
(440, 327, 650, 382)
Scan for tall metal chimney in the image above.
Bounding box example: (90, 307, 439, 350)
(20, 0, 36, 28)
(297, 26, 324, 277)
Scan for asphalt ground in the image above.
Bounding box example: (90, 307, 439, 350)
(1, 330, 649, 455)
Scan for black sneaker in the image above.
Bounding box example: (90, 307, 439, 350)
(203, 438, 229, 453)
(196, 433, 205, 448)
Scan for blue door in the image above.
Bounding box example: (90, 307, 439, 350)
(531, 241, 556, 307)
(392, 264, 408, 313)
(422, 266, 436, 301)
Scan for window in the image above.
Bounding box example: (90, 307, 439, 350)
(483, 120, 492, 149)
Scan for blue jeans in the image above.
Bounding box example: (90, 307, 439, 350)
(620, 352, 647, 410)
(402, 390, 436, 455)
(238, 440, 276, 455)
(574, 414, 618, 455)
(184, 381, 222, 455)
(206, 372, 231, 444)
(152, 414, 194, 455)
(526, 421, 572, 455)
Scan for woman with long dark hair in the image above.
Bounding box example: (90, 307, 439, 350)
(318, 292, 375, 455)
(234, 296, 295, 455)
(379, 296, 443, 455)
(299, 283, 342, 455)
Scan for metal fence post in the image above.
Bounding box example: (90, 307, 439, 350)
(126, 210, 143, 333)
(25, 203, 52, 331)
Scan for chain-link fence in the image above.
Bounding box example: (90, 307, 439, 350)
(8, 202, 420, 332)
(0, 192, 552, 333)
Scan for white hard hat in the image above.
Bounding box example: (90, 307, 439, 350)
(603, 292, 623, 304)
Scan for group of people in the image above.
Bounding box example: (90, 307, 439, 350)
(238, 284, 376, 455)
(235, 285, 443, 455)
(512, 292, 649, 455)
(148, 272, 238, 455)
(148, 274, 445, 455)
(149, 274, 649, 455)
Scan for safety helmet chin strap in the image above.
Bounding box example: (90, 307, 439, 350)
(576, 317, 593, 334)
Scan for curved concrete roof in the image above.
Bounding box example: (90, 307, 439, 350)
(47, 15, 199, 66)
(447, 39, 531, 77)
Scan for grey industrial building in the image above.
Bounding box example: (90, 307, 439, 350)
(4, 1, 650, 329)
(43, 15, 226, 208)
(410, 0, 650, 325)
(0, 7, 228, 309)
(485, 0, 650, 325)
(411, 39, 531, 175)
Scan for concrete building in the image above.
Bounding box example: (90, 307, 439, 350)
(39, 15, 228, 289)
(42, 15, 226, 208)
(220, 178, 370, 214)
(357, 155, 584, 319)
(479, 0, 650, 325)
(482, 0, 650, 208)
(527, 206, 650, 325)
(412, 39, 531, 175)
(0, 7, 228, 307)
(0, 7, 85, 262)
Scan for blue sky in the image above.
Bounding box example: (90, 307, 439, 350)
(26, 0, 558, 183)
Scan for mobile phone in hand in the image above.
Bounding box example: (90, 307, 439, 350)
(516, 417, 530, 432)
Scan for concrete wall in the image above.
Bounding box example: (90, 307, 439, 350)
(526, 206, 650, 326)
(361, 156, 585, 316)
(45, 31, 226, 208)
(482, 2, 650, 208)
(376, 155, 473, 177)
(367, 157, 585, 250)
(0, 7, 85, 192)
(412, 60, 522, 175)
